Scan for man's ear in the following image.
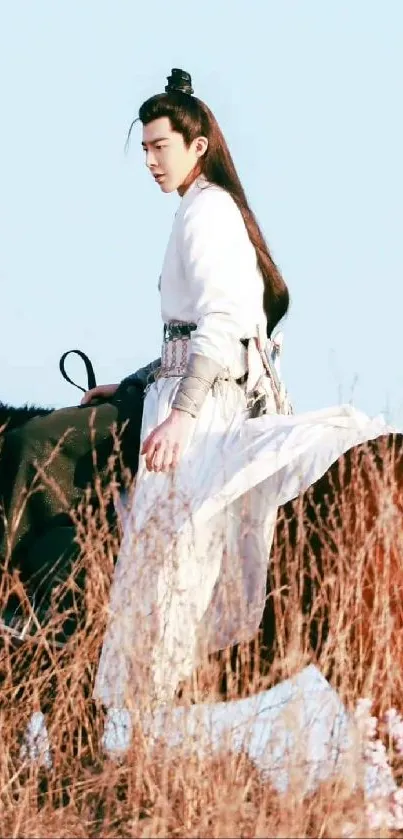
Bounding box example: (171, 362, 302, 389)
(194, 136, 208, 158)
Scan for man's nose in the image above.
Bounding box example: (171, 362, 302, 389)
(145, 149, 157, 169)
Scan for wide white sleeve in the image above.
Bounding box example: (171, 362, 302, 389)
(180, 188, 256, 367)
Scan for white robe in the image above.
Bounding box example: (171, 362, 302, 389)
(94, 177, 395, 710)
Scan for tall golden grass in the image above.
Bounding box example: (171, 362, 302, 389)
(1, 431, 403, 837)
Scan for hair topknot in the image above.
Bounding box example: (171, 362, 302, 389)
(164, 68, 194, 96)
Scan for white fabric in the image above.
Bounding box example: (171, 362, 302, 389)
(93, 177, 396, 711)
(140, 665, 353, 795)
(101, 665, 352, 795)
(161, 176, 267, 378)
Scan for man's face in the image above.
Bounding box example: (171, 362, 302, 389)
(142, 117, 204, 194)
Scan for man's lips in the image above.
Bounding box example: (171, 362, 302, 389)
(154, 174, 165, 183)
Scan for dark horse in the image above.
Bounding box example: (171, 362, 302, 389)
(1, 396, 403, 716)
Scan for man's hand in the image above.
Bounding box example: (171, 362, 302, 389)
(80, 383, 119, 406)
(141, 408, 195, 473)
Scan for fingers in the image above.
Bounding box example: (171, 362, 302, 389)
(141, 431, 154, 455)
(80, 383, 119, 407)
(143, 430, 163, 472)
(80, 388, 97, 406)
(142, 436, 179, 473)
(142, 416, 188, 473)
(145, 440, 161, 472)
(155, 442, 180, 473)
(151, 442, 164, 473)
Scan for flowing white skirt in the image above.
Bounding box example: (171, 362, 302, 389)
(93, 375, 395, 710)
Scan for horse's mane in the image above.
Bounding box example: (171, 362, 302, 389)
(0, 402, 53, 434)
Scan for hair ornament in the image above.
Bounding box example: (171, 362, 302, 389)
(165, 68, 194, 95)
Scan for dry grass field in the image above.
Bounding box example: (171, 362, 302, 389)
(1, 430, 403, 837)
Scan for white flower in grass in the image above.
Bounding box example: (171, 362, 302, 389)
(384, 707, 403, 755)
(20, 712, 52, 770)
(353, 698, 378, 740)
(352, 697, 403, 831)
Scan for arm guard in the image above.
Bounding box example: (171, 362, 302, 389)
(172, 354, 226, 417)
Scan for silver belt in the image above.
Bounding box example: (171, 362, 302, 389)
(160, 321, 196, 377)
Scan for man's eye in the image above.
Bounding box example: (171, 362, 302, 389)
(155, 144, 165, 150)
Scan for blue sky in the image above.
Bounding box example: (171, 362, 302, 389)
(1, 1, 402, 425)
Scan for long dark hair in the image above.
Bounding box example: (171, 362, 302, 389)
(129, 90, 289, 337)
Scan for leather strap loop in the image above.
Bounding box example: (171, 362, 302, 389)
(59, 349, 97, 394)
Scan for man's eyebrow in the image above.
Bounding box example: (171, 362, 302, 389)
(141, 137, 170, 147)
